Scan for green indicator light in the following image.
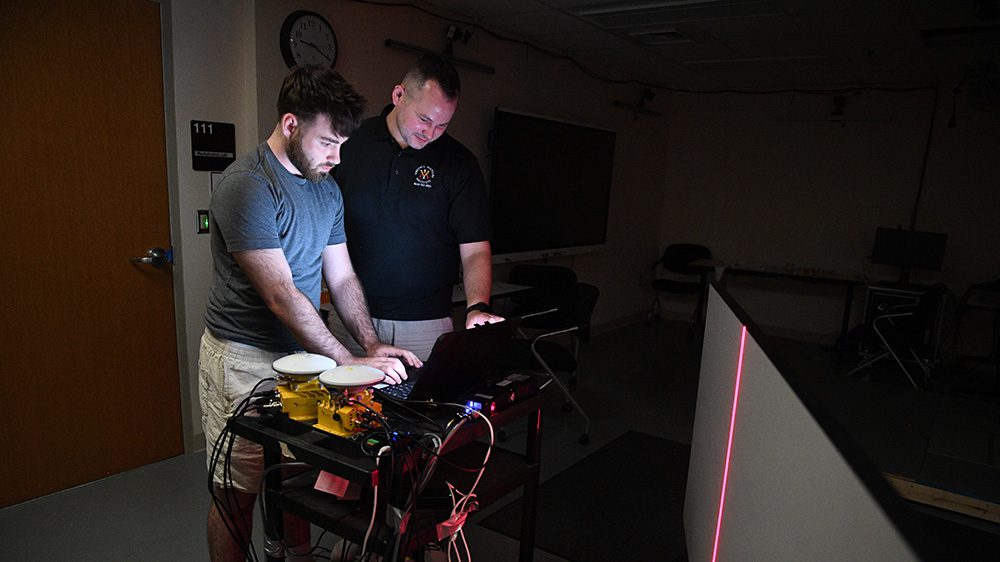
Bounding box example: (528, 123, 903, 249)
(197, 210, 210, 234)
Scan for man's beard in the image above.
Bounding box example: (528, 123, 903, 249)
(287, 132, 329, 183)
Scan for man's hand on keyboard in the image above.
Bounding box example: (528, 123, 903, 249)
(346, 356, 409, 384)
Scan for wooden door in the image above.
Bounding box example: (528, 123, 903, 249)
(0, 0, 183, 507)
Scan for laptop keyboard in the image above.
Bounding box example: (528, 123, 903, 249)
(378, 379, 415, 400)
(376, 364, 424, 400)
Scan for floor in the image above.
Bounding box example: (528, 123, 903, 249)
(1, 317, 998, 561)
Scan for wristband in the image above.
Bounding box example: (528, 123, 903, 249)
(465, 302, 492, 315)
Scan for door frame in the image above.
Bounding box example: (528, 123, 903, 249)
(157, 0, 196, 453)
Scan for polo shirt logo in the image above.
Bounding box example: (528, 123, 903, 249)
(413, 165, 435, 188)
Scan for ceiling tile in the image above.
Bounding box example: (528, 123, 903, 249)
(417, 0, 998, 89)
(698, 13, 809, 44)
(908, 0, 991, 29)
(781, 0, 907, 15)
(535, 0, 611, 7)
(533, 29, 638, 52)
(479, 9, 594, 37)
(421, 0, 551, 17)
(791, 8, 916, 38)
(764, 58, 862, 88)
(651, 40, 741, 64)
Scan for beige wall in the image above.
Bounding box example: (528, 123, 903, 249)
(657, 88, 1000, 340)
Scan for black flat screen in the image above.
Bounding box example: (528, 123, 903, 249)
(489, 109, 615, 257)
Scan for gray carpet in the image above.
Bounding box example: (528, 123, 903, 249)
(479, 430, 689, 562)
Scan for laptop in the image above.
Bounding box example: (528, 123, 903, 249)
(375, 320, 513, 402)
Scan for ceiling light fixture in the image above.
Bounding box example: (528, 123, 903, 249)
(681, 54, 829, 65)
(627, 27, 694, 45)
(577, 0, 754, 17)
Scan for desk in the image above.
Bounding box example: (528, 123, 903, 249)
(452, 281, 532, 306)
(694, 259, 865, 346)
(229, 393, 544, 561)
(322, 282, 532, 307)
(322, 281, 532, 321)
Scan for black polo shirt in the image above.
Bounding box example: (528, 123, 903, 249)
(335, 112, 490, 320)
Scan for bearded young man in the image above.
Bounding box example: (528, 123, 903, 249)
(200, 65, 420, 562)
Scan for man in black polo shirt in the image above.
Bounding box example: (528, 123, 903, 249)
(329, 55, 503, 359)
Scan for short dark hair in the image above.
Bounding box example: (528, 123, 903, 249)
(276, 65, 366, 137)
(402, 54, 461, 101)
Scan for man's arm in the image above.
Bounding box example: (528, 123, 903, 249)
(459, 241, 505, 328)
(233, 248, 411, 382)
(321, 244, 422, 366)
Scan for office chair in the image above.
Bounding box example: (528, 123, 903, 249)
(508, 265, 578, 323)
(502, 265, 597, 445)
(648, 244, 712, 339)
(848, 283, 948, 388)
(506, 265, 589, 385)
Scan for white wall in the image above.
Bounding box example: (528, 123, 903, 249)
(167, 0, 258, 450)
(657, 87, 1000, 341)
(167, 0, 669, 449)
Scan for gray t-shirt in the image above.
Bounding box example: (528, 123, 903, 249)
(204, 143, 346, 351)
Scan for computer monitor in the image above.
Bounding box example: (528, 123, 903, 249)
(870, 227, 947, 285)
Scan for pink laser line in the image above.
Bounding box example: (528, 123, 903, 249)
(711, 325, 748, 562)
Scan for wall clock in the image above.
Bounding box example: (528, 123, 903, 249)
(280, 10, 338, 68)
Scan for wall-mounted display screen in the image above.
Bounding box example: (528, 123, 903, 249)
(489, 108, 615, 260)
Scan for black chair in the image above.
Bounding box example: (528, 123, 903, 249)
(848, 283, 948, 388)
(502, 265, 597, 445)
(508, 265, 579, 324)
(648, 244, 712, 336)
(508, 265, 584, 373)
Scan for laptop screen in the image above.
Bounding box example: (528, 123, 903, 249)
(383, 321, 513, 402)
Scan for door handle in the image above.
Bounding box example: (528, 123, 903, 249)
(130, 247, 172, 268)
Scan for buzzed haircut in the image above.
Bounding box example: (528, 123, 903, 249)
(276, 65, 367, 137)
(402, 54, 461, 101)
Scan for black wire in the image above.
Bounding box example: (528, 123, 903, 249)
(354, 399, 398, 437)
(374, 392, 446, 432)
(366, 445, 396, 559)
(406, 434, 483, 473)
(207, 377, 276, 562)
(226, 403, 264, 562)
(208, 426, 253, 560)
(256, 461, 311, 559)
(401, 463, 421, 558)
(208, 411, 252, 559)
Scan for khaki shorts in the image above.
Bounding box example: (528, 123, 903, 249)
(199, 328, 285, 492)
(326, 311, 452, 362)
